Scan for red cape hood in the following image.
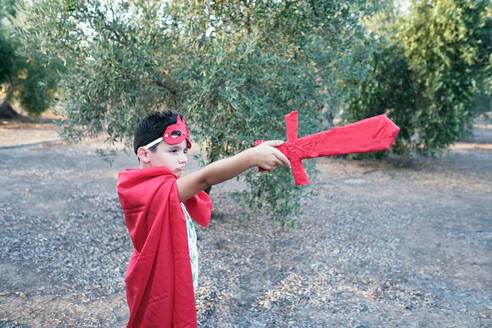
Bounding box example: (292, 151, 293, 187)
(117, 166, 212, 327)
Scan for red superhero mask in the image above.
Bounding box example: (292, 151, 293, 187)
(143, 116, 192, 149)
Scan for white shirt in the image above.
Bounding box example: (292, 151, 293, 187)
(180, 203, 198, 290)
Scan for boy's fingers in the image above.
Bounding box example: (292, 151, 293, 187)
(260, 140, 289, 166)
(256, 140, 290, 169)
(261, 140, 284, 147)
(274, 149, 290, 167)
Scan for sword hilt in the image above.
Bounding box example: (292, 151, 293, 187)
(254, 140, 309, 185)
(255, 111, 310, 185)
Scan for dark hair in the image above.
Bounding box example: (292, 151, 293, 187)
(133, 109, 183, 154)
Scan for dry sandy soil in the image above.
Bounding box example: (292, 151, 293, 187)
(0, 117, 491, 327)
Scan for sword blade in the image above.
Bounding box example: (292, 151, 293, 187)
(296, 115, 400, 158)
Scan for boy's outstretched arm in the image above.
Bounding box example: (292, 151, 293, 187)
(176, 140, 289, 202)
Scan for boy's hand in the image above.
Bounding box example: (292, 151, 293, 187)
(248, 140, 290, 171)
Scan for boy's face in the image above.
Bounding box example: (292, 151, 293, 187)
(138, 139, 188, 177)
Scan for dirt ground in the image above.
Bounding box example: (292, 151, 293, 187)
(0, 116, 491, 327)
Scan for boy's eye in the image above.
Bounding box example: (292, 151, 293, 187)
(170, 130, 182, 138)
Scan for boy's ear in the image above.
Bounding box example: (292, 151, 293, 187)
(137, 147, 151, 164)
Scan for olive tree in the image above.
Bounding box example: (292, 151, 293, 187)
(23, 0, 380, 223)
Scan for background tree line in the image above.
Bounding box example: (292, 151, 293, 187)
(0, 0, 60, 117)
(345, 0, 491, 156)
(3, 0, 490, 223)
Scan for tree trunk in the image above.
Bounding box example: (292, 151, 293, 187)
(321, 103, 334, 130)
(0, 101, 19, 119)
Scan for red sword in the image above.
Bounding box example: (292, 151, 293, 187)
(256, 111, 400, 185)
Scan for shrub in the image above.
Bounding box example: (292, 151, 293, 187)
(344, 0, 491, 156)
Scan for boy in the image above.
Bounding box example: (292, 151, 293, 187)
(117, 110, 289, 327)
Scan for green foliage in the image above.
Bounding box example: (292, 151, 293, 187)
(473, 76, 492, 117)
(0, 0, 58, 116)
(0, 0, 60, 116)
(13, 54, 60, 116)
(345, 0, 491, 156)
(0, 0, 17, 84)
(345, 43, 416, 157)
(0, 35, 15, 85)
(24, 0, 379, 224)
(233, 167, 310, 226)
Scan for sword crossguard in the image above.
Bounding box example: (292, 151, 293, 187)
(255, 111, 310, 185)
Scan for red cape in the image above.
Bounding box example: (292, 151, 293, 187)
(117, 166, 212, 327)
